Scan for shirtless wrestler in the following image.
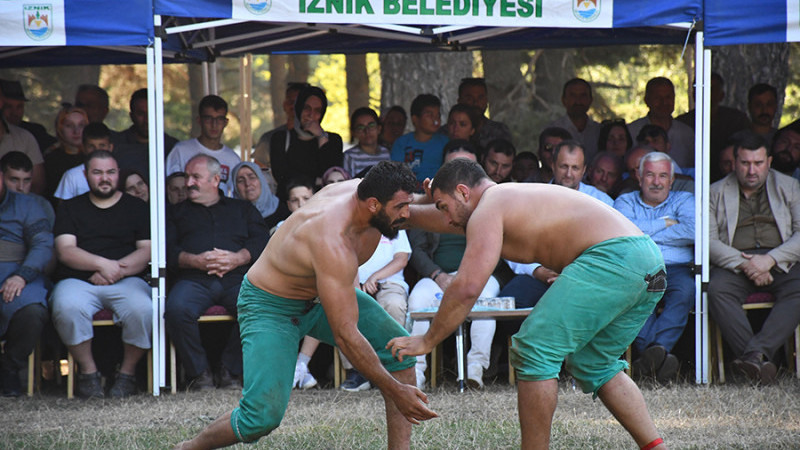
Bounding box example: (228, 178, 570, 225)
(175, 161, 437, 450)
(390, 158, 668, 450)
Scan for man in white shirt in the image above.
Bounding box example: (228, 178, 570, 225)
(166, 95, 241, 196)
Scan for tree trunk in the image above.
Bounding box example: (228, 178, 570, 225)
(482, 49, 537, 153)
(287, 54, 309, 84)
(379, 52, 473, 129)
(187, 64, 206, 138)
(346, 54, 370, 118)
(269, 54, 288, 128)
(711, 43, 789, 124)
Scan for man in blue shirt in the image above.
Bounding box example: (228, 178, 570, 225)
(551, 140, 613, 206)
(391, 94, 448, 187)
(614, 151, 695, 382)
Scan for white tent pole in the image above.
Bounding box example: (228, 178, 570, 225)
(201, 62, 210, 96)
(191, 25, 305, 49)
(701, 44, 712, 384)
(693, 29, 704, 384)
(146, 42, 159, 397)
(165, 18, 247, 35)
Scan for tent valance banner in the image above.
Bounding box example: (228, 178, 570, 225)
(1, 1, 66, 46)
(230, 0, 613, 27)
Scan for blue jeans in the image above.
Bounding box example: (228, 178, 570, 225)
(633, 264, 695, 353)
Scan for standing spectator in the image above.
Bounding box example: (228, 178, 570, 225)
(391, 94, 448, 185)
(445, 103, 481, 143)
(0, 79, 56, 155)
(54, 122, 114, 201)
(253, 82, 309, 169)
(0, 83, 46, 195)
(43, 106, 88, 202)
(270, 86, 343, 198)
(378, 105, 407, 150)
(614, 152, 695, 382)
(342, 107, 390, 178)
(167, 95, 240, 196)
(547, 78, 601, 161)
(112, 88, 179, 184)
(0, 163, 52, 397)
(628, 77, 695, 168)
(598, 118, 633, 160)
(50, 151, 152, 398)
(231, 161, 286, 230)
(457, 77, 512, 148)
(708, 134, 800, 384)
(748, 83, 779, 146)
(165, 154, 268, 390)
(74, 85, 110, 125)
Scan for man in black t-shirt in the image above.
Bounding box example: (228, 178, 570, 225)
(50, 150, 152, 399)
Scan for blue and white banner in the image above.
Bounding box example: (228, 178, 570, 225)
(229, 0, 614, 28)
(0, 1, 67, 46)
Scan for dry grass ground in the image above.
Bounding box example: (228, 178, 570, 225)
(1, 374, 799, 449)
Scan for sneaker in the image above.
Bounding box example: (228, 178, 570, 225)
(415, 368, 426, 390)
(77, 371, 105, 399)
(341, 370, 371, 392)
(467, 364, 484, 389)
(216, 367, 242, 390)
(187, 369, 215, 392)
(109, 373, 138, 399)
(293, 362, 309, 389)
(299, 371, 318, 390)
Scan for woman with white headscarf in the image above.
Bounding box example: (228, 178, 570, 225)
(231, 161, 288, 230)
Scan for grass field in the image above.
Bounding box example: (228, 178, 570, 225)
(2, 374, 799, 449)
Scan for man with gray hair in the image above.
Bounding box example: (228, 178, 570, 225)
(614, 152, 695, 382)
(165, 154, 268, 391)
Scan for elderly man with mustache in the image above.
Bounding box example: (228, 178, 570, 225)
(613, 151, 695, 383)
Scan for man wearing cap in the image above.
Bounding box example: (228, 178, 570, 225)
(0, 79, 56, 152)
(0, 80, 46, 194)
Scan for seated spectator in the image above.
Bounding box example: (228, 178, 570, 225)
(628, 77, 695, 168)
(167, 95, 240, 196)
(165, 154, 268, 391)
(54, 122, 114, 201)
(322, 166, 350, 185)
(0, 79, 56, 163)
(50, 150, 151, 398)
(537, 127, 572, 183)
(748, 83, 778, 146)
(598, 118, 633, 160)
(708, 134, 800, 384)
(546, 78, 601, 161)
(74, 85, 110, 125)
(719, 143, 735, 179)
(511, 152, 540, 182)
(618, 145, 695, 197)
(457, 77, 512, 148)
(342, 107, 390, 178)
(614, 152, 695, 382)
(445, 103, 481, 144)
(407, 148, 500, 390)
(270, 86, 343, 198)
(166, 171, 188, 205)
(391, 94, 448, 186)
(112, 88, 178, 184)
(0, 151, 54, 226)
(379, 105, 407, 150)
(636, 124, 671, 155)
(481, 138, 515, 183)
(0, 161, 52, 397)
(770, 126, 800, 178)
(586, 151, 623, 197)
(231, 161, 287, 230)
(121, 169, 149, 203)
(551, 140, 613, 206)
(44, 106, 88, 202)
(341, 229, 412, 392)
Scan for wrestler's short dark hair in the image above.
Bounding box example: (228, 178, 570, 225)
(430, 159, 488, 195)
(0, 151, 33, 173)
(357, 161, 416, 204)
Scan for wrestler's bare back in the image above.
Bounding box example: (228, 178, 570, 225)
(246, 179, 380, 300)
(475, 183, 642, 272)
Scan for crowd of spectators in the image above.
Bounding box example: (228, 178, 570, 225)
(0, 71, 797, 399)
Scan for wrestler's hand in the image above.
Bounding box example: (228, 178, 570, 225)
(390, 382, 438, 425)
(388, 335, 432, 362)
(0, 275, 26, 303)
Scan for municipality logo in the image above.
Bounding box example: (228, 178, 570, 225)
(24, 4, 54, 41)
(244, 0, 272, 15)
(573, 0, 600, 23)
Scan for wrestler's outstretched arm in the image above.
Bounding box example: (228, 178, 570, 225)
(389, 201, 504, 359)
(314, 241, 437, 425)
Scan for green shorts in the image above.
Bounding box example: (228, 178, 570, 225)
(230, 275, 414, 443)
(509, 235, 665, 396)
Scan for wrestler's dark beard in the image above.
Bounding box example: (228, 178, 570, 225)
(772, 151, 797, 174)
(370, 209, 402, 239)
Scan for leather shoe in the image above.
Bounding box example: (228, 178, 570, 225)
(187, 369, 215, 391)
(632, 345, 666, 378)
(733, 352, 777, 384)
(216, 367, 242, 390)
